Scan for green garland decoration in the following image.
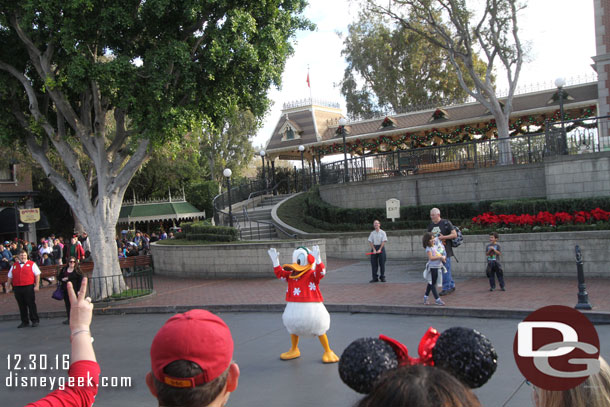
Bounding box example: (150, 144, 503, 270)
(0, 196, 32, 206)
(315, 106, 596, 156)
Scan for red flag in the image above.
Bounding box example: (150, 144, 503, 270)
(306, 72, 310, 88)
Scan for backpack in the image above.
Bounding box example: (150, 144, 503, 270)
(451, 226, 463, 248)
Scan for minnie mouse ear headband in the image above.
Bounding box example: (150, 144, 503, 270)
(338, 327, 497, 394)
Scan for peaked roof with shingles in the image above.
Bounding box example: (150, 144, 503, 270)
(323, 82, 597, 143)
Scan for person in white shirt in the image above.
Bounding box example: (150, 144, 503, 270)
(368, 220, 388, 282)
(7, 250, 41, 328)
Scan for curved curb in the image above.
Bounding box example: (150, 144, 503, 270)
(270, 192, 312, 237)
(4, 303, 609, 324)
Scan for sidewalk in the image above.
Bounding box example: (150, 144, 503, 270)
(1, 257, 609, 322)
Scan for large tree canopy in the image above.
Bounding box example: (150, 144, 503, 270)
(367, 0, 524, 164)
(341, 10, 490, 120)
(0, 0, 311, 297)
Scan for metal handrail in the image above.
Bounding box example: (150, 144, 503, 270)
(241, 205, 298, 240)
(319, 114, 609, 185)
(240, 179, 297, 239)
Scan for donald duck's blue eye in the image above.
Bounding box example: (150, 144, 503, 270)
(297, 253, 306, 265)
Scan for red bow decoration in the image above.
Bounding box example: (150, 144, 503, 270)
(379, 327, 440, 366)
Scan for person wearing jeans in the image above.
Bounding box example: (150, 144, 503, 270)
(427, 208, 457, 296)
(368, 220, 387, 282)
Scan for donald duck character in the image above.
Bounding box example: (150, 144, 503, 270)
(267, 245, 339, 363)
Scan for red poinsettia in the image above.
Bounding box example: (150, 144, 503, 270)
(470, 208, 610, 228)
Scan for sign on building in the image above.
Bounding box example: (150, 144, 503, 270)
(386, 198, 400, 222)
(19, 208, 40, 223)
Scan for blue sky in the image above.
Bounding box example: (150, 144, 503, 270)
(253, 0, 596, 148)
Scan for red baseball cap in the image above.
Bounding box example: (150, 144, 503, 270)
(150, 309, 234, 388)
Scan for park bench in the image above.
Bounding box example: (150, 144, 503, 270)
(398, 155, 418, 175)
(119, 254, 154, 273)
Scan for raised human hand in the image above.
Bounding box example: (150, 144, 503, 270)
(268, 248, 280, 268)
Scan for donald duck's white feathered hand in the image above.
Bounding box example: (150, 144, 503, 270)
(268, 248, 280, 268)
(312, 245, 322, 265)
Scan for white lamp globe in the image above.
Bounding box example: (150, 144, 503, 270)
(223, 168, 232, 178)
(555, 77, 566, 88)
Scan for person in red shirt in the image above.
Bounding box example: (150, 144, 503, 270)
(268, 245, 339, 363)
(28, 277, 100, 407)
(8, 250, 41, 328)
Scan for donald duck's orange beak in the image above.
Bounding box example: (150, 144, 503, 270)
(283, 262, 312, 278)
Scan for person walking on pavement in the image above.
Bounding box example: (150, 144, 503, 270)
(368, 220, 387, 282)
(427, 208, 457, 296)
(7, 250, 41, 328)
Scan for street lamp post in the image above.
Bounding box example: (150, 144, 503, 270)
(298, 145, 306, 191)
(259, 150, 266, 192)
(338, 117, 349, 183)
(223, 168, 233, 227)
(555, 77, 567, 154)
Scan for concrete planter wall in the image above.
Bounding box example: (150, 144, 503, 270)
(151, 231, 607, 279)
(150, 239, 326, 278)
(319, 152, 610, 208)
(323, 230, 609, 278)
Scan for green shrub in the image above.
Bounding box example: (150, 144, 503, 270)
(178, 220, 238, 241)
(187, 233, 236, 242)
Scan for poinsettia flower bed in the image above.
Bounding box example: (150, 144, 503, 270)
(470, 208, 610, 230)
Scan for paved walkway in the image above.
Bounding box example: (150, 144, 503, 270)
(1, 258, 609, 322)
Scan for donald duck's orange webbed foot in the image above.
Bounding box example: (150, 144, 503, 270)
(322, 350, 339, 364)
(281, 334, 301, 360)
(280, 348, 301, 360)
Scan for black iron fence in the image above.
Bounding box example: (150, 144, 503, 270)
(320, 115, 610, 184)
(88, 269, 153, 303)
(213, 179, 265, 225)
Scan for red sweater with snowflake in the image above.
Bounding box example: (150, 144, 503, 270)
(274, 262, 326, 303)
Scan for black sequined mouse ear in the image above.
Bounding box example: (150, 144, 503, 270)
(338, 337, 399, 394)
(432, 327, 498, 388)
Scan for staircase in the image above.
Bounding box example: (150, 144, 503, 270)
(234, 194, 293, 240)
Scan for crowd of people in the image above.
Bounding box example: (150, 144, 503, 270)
(0, 232, 91, 270)
(0, 228, 177, 272)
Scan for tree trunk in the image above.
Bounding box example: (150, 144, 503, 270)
(496, 114, 513, 166)
(72, 210, 85, 235)
(84, 196, 128, 301)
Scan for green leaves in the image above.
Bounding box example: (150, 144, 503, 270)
(341, 10, 490, 119)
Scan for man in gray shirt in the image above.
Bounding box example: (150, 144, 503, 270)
(368, 220, 387, 282)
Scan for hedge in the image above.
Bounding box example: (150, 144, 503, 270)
(304, 187, 489, 227)
(304, 186, 610, 231)
(187, 233, 236, 242)
(175, 220, 237, 241)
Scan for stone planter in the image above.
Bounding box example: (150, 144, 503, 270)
(150, 239, 326, 278)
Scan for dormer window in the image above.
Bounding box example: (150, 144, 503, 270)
(429, 108, 449, 122)
(279, 118, 302, 142)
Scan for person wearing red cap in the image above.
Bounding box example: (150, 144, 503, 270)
(146, 309, 240, 407)
(28, 277, 101, 406)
